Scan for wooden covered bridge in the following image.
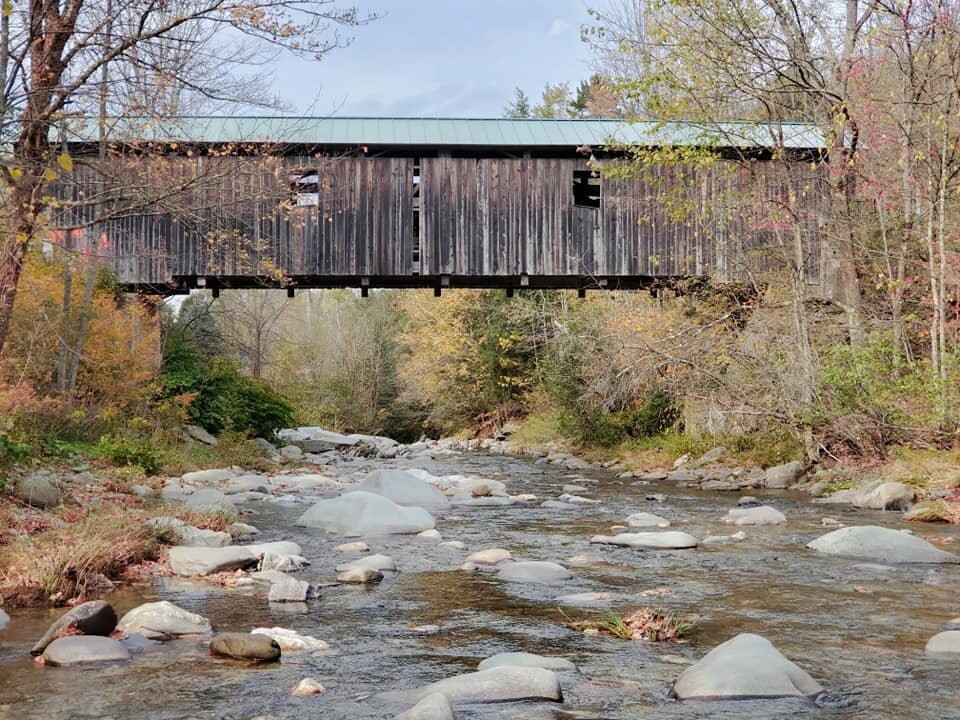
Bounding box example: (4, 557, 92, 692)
(56, 117, 828, 295)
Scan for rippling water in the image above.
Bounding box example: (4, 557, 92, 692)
(2, 451, 959, 720)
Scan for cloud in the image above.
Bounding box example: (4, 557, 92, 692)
(548, 18, 569, 37)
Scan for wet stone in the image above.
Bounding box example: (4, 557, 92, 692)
(209, 632, 281, 662)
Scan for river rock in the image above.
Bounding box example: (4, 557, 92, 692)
(722, 506, 786, 526)
(557, 493, 600, 505)
(31, 600, 118, 655)
(703, 531, 747, 545)
(466, 548, 512, 566)
(259, 552, 310, 572)
(478, 651, 576, 672)
(14, 471, 62, 508)
(117, 601, 212, 640)
(852, 481, 916, 511)
(556, 591, 611, 606)
(336, 553, 397, 573)
(590, 531, 698, 549)
(185, 488, 237, 516)
(292, 678, 326, 696)
(626, 512, 671, 528)
(295, 491, 435, 536)
(335, 541, 370, 553)
(42, 636, 131, 666)
(251, 626, 329, 652)
(181, 468, 234, 485)
(210, 632, 281, 662)
(356, 469, 450, 510)
(457, 477, 507, 497)
(497, 561, 572, 584)
(807, 525, 960, 564)
(925, 630, 960, 656)
(380, 666, 563, 704)
(228, 522, 260, 537)
(146, 517, 232, 547)
(440, 540, 466, 550)
(186, 425, 218, 445)
(690, 446, 727, 468)
(167, 546, 258, 575)
(541, 500, 577, 510)
(764, 461, 806, 489)
(672, 633, 822, 700)
(418, 529, 442, 541)
(223, 475, 271, 495)
(337, 567, 383, 583)
(268, 576, 316, 602)
(394, 693, 455, 720)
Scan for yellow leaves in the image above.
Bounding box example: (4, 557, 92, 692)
(9, 167, 21, 181)
(1, 0, 10, 16)
(57, 153, 73, 172)
(44, 167, 57, 182)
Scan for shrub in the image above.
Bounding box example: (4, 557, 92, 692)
(95, 435, 162, 475)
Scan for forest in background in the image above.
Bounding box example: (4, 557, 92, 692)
(4, 0, 960, 481)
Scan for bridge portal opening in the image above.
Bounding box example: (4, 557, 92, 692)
(573, 169, 601, 209)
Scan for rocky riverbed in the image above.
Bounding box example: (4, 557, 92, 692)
(2, 432, 960, 719)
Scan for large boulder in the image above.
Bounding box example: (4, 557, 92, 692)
(13, 471, 62, 508)
(355, 469, 450, 510)
(590, 531, 698, 549)
(31, 600, 117, 655)
(118, 601, 212, 640)
(295, 491, 435, 536)
(267, 576, 316, 602)
(379, 666, 563, 705)
(146, 517, 231, 547)
(223, 475, 271, 495)
(672, 633, 823, 700)
(925, 630, 960, 656)
(722, 506, 786, 526)
(251, 627, 328, 652)
(496, 561, 572, 584)
(478, 652, 576, 672)
(807, 525, 959, 564)
(181, 468, 234, 485)
(764, 461, 806, 489)
(42, 636, 131, 666)
(852, 481, 916, 511)
(465, 548, 512, 566)
(209, 632, 281, 662)
(394, 693, 455, 720)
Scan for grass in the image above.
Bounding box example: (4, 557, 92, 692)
(905, 498, 960, 524)
(0, 506, 159, 607)
(879, 446, 960, 491)
(560, 607, 695, 643)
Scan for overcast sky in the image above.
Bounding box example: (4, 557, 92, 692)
(268, 0, 603, 117)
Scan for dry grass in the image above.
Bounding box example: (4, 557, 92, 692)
(0, 505, 158, 607)
(560, 607, 695, 642)
(881, 447, 960, 490)
(905, 497, 960, 524)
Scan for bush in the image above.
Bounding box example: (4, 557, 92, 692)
(159, 336, 293, 438)
(95, 435, 162, 475)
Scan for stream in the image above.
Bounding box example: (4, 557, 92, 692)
(1, 449, 959, 719)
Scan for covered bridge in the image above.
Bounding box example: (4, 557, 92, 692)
(56, 117, 828, 295)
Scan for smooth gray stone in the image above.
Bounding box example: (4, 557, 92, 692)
(118, 601, 212, 640)
(42, 636, 130, 666)
(335, 553, 397, 572)
(626, 512, 670, 528)
(167, 546, 257, 576)
(478, 651, 576, 672)
(540, 500, 577, 510)
(185, 488, 237, 515)
(590, 531, 698, 549)
(181, 468, 233, 484)
(209, 632, 281, 662)
(186, 425, 218, 445)
(807, 525, 959, 564)
(223, 475, 271, 495)
(14, 472, 62, 508)
(853, 481, 915, 510)
(268, 576, 315, 602)
(925, 630, 960, 656)
(355, 469, 449, 510)
(672, 633, 822, 700)
(295, 491, 435, 536)
(496, 561, 572, 584)
(379, 666, 563, 704)
(394, 693, 455, 720)
(31, 600, 117, 655)
(722, 506, 786, 526)
(764, 460, 805, 489)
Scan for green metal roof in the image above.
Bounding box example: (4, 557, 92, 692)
(63, 116, 825, 150)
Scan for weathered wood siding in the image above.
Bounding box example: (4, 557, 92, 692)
(53, 152, 825, 288)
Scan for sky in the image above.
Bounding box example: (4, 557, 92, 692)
(268, 0, 604, 118)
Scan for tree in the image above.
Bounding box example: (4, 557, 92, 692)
(0, 0, 373, 355)
(504, 87, 531, 118)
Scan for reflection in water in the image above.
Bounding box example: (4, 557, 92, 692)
(1, 450, 960, 719)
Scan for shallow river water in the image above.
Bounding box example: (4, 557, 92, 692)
(1, 450, 960, 720)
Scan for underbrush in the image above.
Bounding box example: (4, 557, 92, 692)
(0, 506, 158, 607)
(560, 607, 695, 642)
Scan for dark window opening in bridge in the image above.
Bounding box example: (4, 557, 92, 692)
(291, 170, 319, 207)
(412, 159, 421, 270)
(573, 170, 601, 209)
